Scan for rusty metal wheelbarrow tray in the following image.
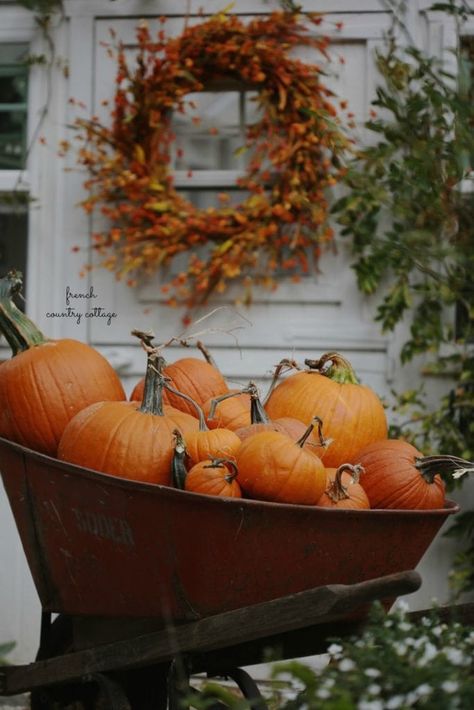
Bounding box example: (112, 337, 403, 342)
(0, 436, 458, 623)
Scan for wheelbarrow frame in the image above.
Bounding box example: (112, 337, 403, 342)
(0, 435, 461, 707)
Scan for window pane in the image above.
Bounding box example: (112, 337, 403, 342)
(0, 205, 28, 303)
(0, 44, 29, 170)
(171, 90, 261, 171)
(178, 187, 251, 209)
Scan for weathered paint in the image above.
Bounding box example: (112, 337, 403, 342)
(0, 437, 458, 623)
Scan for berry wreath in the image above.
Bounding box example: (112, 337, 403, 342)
(74, 8, 350, 315)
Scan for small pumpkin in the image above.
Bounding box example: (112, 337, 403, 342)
(234, 382, 324, 450)
(130, 341, 228, 416)
(185, 458, 242, 498)
(162, 379, 241, 467)
(351, 439, 450, 510)
(236, 418, 327, 505)
(317, 463, 370, 509)
(58, 334, 197, 485)
(265, 353, 387, 468)
(0, 271, 125, 455)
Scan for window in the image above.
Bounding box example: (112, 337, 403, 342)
(171, 86, 260, 208)
(0, 43, 28, 169)
(0, 42, 29, 305)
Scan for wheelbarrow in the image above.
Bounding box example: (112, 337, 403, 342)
(0, 436, 459, 708)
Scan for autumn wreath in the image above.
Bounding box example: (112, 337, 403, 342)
(75, 9, 350, 312)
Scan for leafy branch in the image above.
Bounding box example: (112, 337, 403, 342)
(332, 0, 474, 598)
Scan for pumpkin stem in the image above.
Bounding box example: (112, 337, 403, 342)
(0, 270, 47, 355)
(172, 429, 189, 489)
(132, 330, 167, 416)
(208, 386, 249, 421)
(326, 463, 364, 502)
(248, 381, 270, 424)
(204, 457, 239, 483)
(159, 376, 209, 431)
(415, 454, 474, 483)
(263, 358, 301, 404)
(305, 352, 359, 385)
(296, 416, 329, 449)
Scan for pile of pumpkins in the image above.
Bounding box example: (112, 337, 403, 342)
(0, 271, 464, 512)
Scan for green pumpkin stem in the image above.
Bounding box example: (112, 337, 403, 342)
(326, 463, 364, 502)
(204, 458, 239, 483)
(0, 271, 47, 355)
(305, 352, 359, 385)
(172, 429, 189, 489)
(415, 454, 474, 483)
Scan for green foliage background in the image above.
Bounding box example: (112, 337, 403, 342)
(331, 0, 474, 598)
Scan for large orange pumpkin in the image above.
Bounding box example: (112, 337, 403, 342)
(0, 271, 125, 455)
(265, 353, 387, 468)
(58, 343, 197, 485)
(351, 439, 446, 510)
(236, 419, 327, 505)
(317, 463, 370, 509)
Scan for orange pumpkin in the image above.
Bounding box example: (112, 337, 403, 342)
(351, 439, 447, 510)
(265, 353, 387, 468)
(185, 458, 242, 498)
(234, 382, 323, 449)
(163, 382, 241, 467)
(0, 272, 125, 456)
(130, 342, 228, 416)
(58, 342, 197, 485)
(317, 463, 370, 509)
(236, 418, 327, 505)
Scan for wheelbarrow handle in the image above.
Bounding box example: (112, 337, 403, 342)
(0, 570, 420, 697)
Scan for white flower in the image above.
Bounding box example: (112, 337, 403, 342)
(441, 680, 459, 694)
(316, 688, 331, 699)
(414, 683, 432, 697)
(399, 621, 412, 632)
(444, 647, 468, 666)
(365, 668, 381, 678)
(358, 700, 384, 710)
(417, 641, 438, 666)
(394, 599, 410, 613)
(385, 696, 405, 709)
(338, 658, 356, 672)
(393, 641, 408, 656)
(327, 643, 343, 657)
(367, 683, 381, 695)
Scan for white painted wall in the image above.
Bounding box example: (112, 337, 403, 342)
(0, 0, 472, 665)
